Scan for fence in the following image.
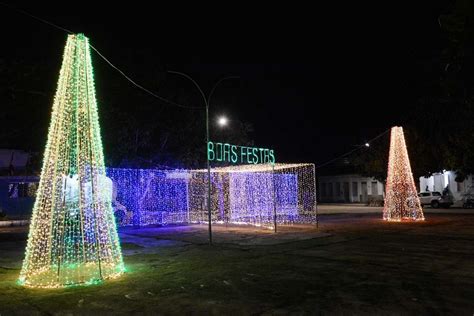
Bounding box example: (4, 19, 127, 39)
(107, 163, 317, 229)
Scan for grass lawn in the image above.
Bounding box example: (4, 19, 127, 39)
(0, 213, 473, 315)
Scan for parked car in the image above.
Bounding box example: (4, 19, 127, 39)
(418, 191, 453, 208)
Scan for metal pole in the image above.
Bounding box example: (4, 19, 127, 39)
(166, 71, 239, 246)
(272, 163, 277, 233)
(206, 104, 213, 245)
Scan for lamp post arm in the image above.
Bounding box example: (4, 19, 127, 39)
(167, 70, 213, 244)
(207, 76, 240, 108)
(167, 70, 208, 108)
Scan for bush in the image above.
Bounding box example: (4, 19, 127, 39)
(367, 196, 384, 207)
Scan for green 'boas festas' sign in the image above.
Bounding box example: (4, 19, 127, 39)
(207, 141, 275, 164)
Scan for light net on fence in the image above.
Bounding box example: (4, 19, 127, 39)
(107, 169, 190, 226)
(107, 163, 317, 229)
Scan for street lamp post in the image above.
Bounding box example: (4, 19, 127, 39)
(205, 103, 212, 244)
(167, 71, 238, 245)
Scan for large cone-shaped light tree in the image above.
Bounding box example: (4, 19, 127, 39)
(383, 126, 424, 221)
(19, 34, 124, 288)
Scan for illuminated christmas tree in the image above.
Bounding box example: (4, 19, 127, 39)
(383, 126, 424, 221)
(19, 34, 124, 288)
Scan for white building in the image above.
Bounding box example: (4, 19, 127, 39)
(318, 174, 384, 203)
(419, 171, 474, 207)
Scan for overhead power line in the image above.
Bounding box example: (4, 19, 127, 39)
(315, 128, 390, 170)
(2, 1, 392, 167)
(0, 1, 201, 110)
(89, 45, 203, 109)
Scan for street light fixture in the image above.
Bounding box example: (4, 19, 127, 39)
(217, 116, 228, 127)
(167, 71, 239, 245)
(352, 143, 371, 148)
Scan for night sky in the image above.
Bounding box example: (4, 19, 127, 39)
(1, 2, 449, 166)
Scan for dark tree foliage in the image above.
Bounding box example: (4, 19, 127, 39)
(0, 55, 253, 171)
(0, 58, 53, 152)
(352, 134, 390, 183)
(407, 0, 474, 180)
(97, 68, 253, 169)
(353, 0, 474, 182)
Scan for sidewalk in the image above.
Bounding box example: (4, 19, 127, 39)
(317, 204, 382, 214)
(318, 203, 369, 207)
(0, 219, 29, 227)
(317, 203, 474, 214)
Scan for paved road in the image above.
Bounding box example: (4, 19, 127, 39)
(317, 203, 474, 214)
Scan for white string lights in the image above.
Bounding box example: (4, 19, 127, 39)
(107, 164, 317, 229)
(107, 168, 190, 226)
(18, 34, 124, 288)
(190, 164, 317, 228)
(383, 126, 424, 221)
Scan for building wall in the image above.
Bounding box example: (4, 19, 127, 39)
(419, 171, 474, 206)
(318, 174, 384, 203)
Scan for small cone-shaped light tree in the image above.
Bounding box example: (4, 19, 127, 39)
(383, 126, 424, 221)
(19, 34, 124, 288)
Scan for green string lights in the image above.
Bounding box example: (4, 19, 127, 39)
(18, 34, 124, 288)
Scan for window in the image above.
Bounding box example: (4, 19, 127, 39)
(8, 182, 37, 198)
(343, 182, 349, 196)
(371, 181, 378, 195)
(420, 192, 431, 197)
(335, 182, 341, 196)
(432, 192, 441, 196)
(352, 182, 358, 197)
(328, 183, 333, 197)
(361, 182, 367, 194)
(8, 183, 27, 198)
(321, 183, 327, 197)
(457, 181, 464, 192)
